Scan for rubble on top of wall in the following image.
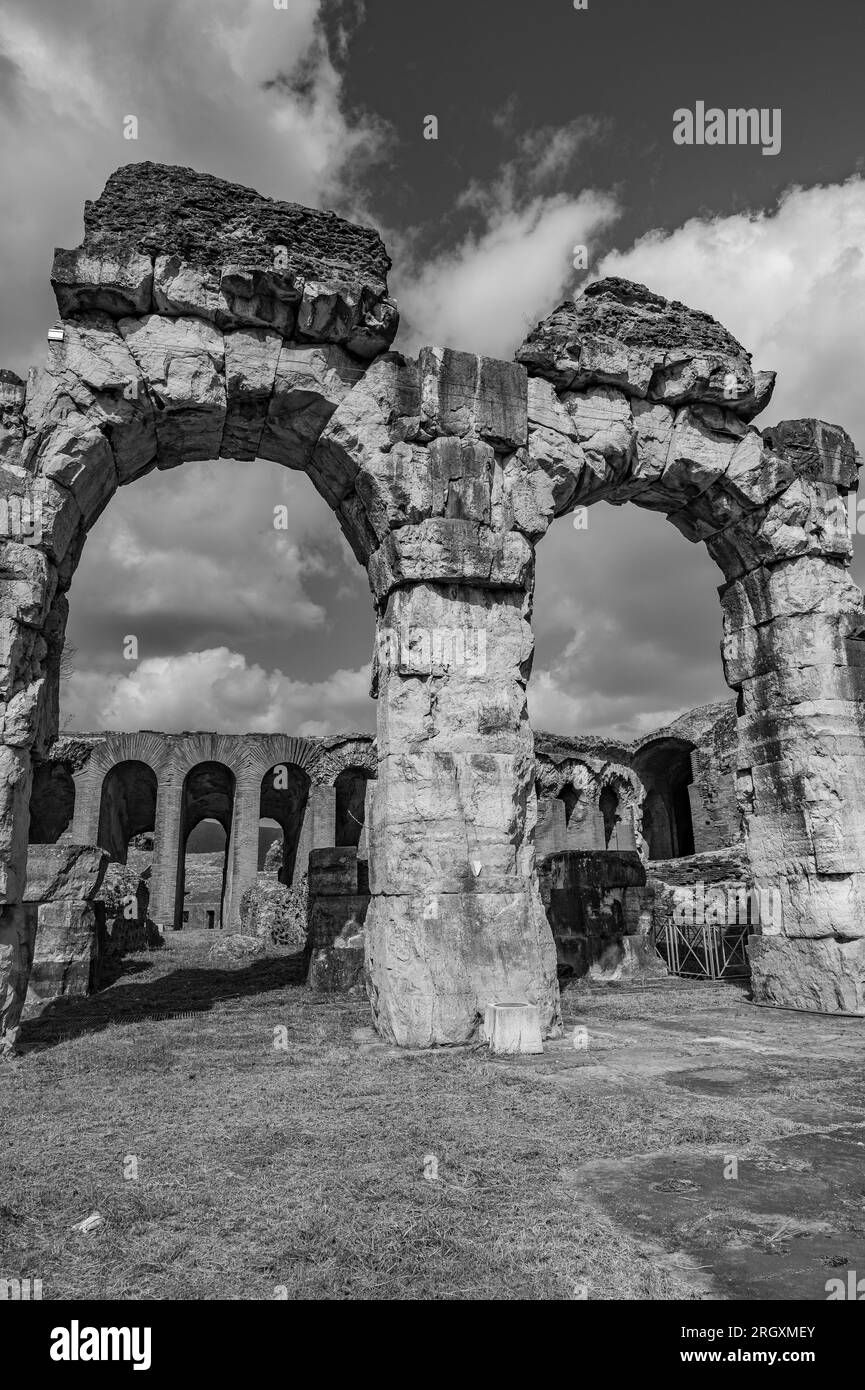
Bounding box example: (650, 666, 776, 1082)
(517, 277, 775, 421)
(50, 163, 398, 361)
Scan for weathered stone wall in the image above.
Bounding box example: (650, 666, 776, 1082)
(306, 847, 368, 993)
(634, 701, 740, 853)
(534, 705, 741, 862)
(2, 167, 864, 1052)
(539, 848, 659, 982)
(22, 842, 108, 1017)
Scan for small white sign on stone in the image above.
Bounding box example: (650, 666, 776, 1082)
(484, 1002, 543, 1055)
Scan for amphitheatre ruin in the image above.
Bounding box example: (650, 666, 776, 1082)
(1, 160, 863, 1056)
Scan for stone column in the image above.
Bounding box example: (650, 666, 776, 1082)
(70, 769, 101, 846)
(714, 421, 865, 1011)
(567, 801, 607, 851)
(148, 775, 184, 928)
(536, 797, 566, 860)
(224, 778, 260, 931)
(295, 784, 336, 877)
(723, 555, 865, 1010)
(364, 572, 561, 1047)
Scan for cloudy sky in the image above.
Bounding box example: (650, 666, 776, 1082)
(1, 0, 863, 739)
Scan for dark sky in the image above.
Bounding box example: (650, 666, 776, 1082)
(1, 0, 863, 736)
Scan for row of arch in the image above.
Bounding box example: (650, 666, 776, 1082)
(542, 735, 696, 862)
(31, 735, 700, 933)
(30, 755, 375, 930)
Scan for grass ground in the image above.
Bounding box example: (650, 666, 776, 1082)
(1, 933, 863, 1300)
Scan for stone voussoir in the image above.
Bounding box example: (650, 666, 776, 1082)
(367, 518, 533, 604)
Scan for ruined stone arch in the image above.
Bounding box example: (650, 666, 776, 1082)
(313, 739, 377, 786)
(97, 758, 159, 863)
(216, 735, 320, 787)
(333, 765, 375, 849)
(2, 164, 865, 1055)
(632, 735, 697, 860)
(175, 760, 236, 931)
(28, 758, 76, 844)
(259, 760, 311, 886)
(517, 280, 865, 1011)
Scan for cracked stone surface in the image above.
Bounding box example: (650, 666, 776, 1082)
(1, 165, 864, 1051)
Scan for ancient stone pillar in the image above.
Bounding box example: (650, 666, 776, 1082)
(716, 427, 865, 1011)
(148, 776, 184, 929)
(70, 767, 101, 846)
(536, 797, 566, 859)
(224, 778, 260, 931)
(567, 801, 608, 851)
(364, 571, 561, 1048)
(295, 783, 337, 879)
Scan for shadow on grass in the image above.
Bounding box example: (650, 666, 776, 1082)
(19, 950, 308, 1055)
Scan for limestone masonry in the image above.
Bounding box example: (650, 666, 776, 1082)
(2, 162, 864, 1054)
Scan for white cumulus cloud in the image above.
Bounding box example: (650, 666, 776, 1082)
(64, 648, 375, 736)
(597, 177, 865, 447)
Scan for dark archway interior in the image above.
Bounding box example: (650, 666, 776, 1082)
(557, 785, 579, 828)
(633, 738, 696, 860)
(98, 760, 158, 863)
(599, 787, 619, 849)
(335, 767, 373, 848)
(175, 762, 235, 929)
(29, 760, 75, 842)
(642, 788, 671, 858)
(260, 763, 311, 886)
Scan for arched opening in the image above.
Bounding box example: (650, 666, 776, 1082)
(260, 764, 311, 887)
(258, 817, 282, 871)
(558, 785, 579, 829)
(642, 788, 672, 860)
(97, 760, 158, 863)
(632, 738, 696, 860)
(182, 817, 226, 930)
(599, 786, 620, 850)
(29, 760, 76, 843)
(175, 762, 235, 930)
(531, 503, 730, 744)
(334, 766, 373, 848)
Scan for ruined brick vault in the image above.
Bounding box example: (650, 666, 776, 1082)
(1, 161, 864, 1054)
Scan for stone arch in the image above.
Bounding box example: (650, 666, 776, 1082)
(535, 757, 606, 854)
(97, 759, 159, 863)
(312, 737, 377, 786)
(632, 736, 696, 859)
(598, 785, 619, 849)
(28, 759, 75, 843)
(260, 761, 311, 886)
(2, 169, 865, 1053)
(518, 278, 865, 1011)
(175, 760, 236, 930)
(334, 765, 374, 849)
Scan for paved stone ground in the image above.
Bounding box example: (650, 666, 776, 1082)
(502, 978, 865, 1300)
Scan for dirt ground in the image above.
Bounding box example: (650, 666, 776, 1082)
(1, 932, 863, 1300)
